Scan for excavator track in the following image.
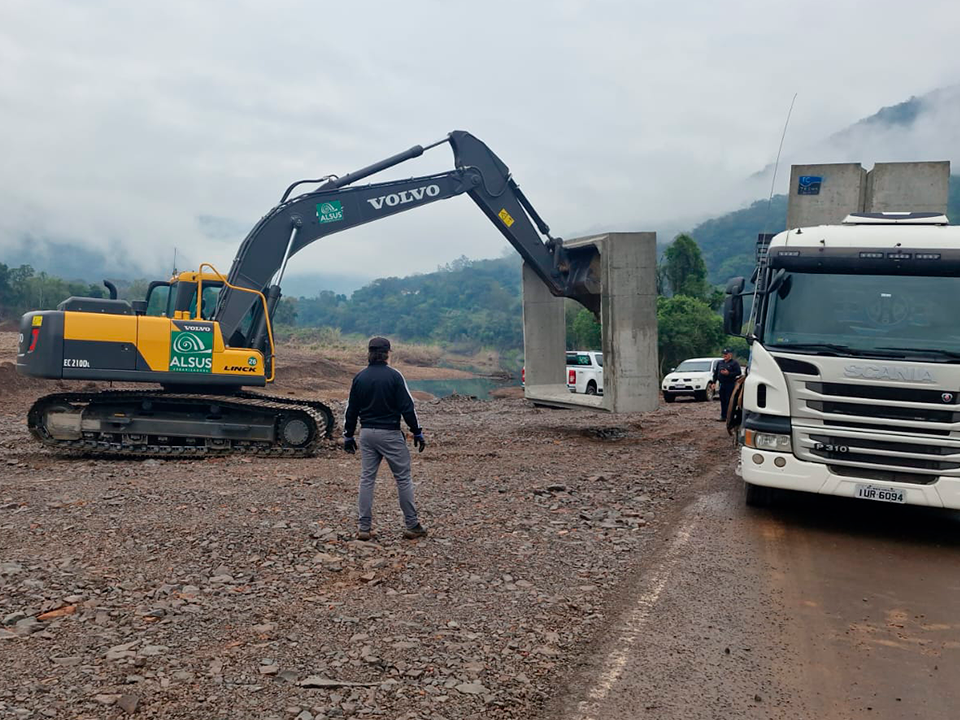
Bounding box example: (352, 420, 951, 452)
(26, 389, 336, 458)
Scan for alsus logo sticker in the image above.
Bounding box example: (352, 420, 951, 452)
(170, 329, 213, 373)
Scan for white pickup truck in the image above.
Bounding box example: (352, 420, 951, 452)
(661, 357, 721, 402)
(566, 351, 603, 395)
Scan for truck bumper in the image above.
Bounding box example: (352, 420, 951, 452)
(739, 448, 960, 510)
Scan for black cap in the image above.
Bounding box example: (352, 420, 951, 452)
(722, 348, 732, 354)
(368, 336, 391, 351)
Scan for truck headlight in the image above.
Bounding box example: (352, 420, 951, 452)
(744, 430, 792, 453)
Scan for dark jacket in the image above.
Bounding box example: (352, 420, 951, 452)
(714, 358, 742, 386)
(343, 362, 421, 437)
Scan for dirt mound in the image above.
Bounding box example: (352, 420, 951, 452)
(490, 386, 524, 399)
(391, 345, 443, 367)
(277, 356, 353, 383)
(0, 361, 14, 386)
(0, 361, 36, 392)
(428, 392, 483, 406)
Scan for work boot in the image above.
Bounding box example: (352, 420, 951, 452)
(402, 524, 428, 540)
(357, 529, 372, 541)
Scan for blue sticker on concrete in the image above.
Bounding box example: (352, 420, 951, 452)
(798, 176, 822, 195)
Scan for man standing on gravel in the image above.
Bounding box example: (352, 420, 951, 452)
(343, 337, 428, 541)
(713, 348, 742, 423)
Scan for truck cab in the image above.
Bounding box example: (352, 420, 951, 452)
(566, 351, 603, 395)
(724, 212, 960, 509)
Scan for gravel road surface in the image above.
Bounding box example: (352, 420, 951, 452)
(6, 332, 955, 719)
(0, 334, 730, 719)
(551, 467, 960, 719)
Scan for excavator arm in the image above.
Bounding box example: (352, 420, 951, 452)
(216, 130, 600, 354)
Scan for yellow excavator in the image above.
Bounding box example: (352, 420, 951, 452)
(16, 131, 601, 457)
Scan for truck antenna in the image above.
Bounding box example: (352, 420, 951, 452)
(749, 93, 797, 333)
(763, 92, 798, 236)
(172, 247, 178, 275)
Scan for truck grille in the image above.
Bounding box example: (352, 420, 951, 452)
(822, 419, 951, 437)
(807, 381, 960, 406)
(789, 376, 960, 478)
(796, 379, 960, 436)
(795, 428, 960, 478)
(806, 400, 956, 425)
(805, 433, 960, 471)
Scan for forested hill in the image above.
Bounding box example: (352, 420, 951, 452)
(692, 175, 960, 283)
(690, 195, 787, 283)
(293, 255, 523, 350)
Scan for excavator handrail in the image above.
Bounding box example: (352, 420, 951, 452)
(198, 263, 276, 383)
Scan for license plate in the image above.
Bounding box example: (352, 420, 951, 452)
(670, 385, 691, 390)
(854, 484, 905, 504)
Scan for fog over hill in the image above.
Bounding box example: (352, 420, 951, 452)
(3, 86, 957, 296)
(749, 84, 960, 189)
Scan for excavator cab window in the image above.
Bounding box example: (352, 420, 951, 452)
(191, 284, 222, 321)
(172, 280, 223, 321)
(144, 282, 173, 317)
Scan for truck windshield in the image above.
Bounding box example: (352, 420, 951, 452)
(764, 272, 960, 360)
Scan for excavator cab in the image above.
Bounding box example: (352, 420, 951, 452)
(144, 272, 223, 321)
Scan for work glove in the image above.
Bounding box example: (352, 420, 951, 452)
(343, 436, 357, 454)
(413, 433, 426, 453)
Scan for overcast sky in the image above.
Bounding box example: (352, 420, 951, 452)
(1, 0, 959, 283)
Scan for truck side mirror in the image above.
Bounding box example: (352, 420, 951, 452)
(766, 268, 787, 295)
(723, 276, 746, 336)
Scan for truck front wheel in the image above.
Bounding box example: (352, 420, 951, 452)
(745, 481, 774, 508)
(663, 392, 676, 403)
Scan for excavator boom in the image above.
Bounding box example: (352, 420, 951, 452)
(218, 131, 600, 352)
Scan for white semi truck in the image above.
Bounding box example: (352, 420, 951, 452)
(724, 212, 960, 509)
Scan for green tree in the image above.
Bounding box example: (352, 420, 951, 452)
(663, 234, 709, 299)
(120, 278, 152, 301)
(571, 308, 601, 350)
(0, 263, 11, 304)
(656, 295, 725, 375)
(273, 297, 298, 326)
(294, 255, 524, 350)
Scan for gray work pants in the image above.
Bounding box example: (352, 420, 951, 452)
(357, 428, 419, 531)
